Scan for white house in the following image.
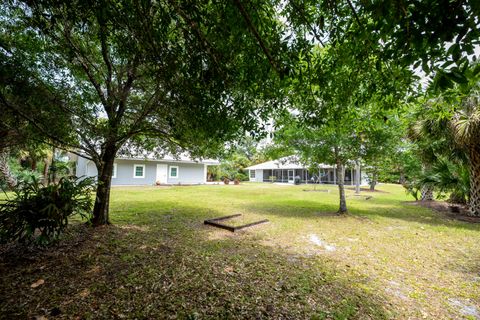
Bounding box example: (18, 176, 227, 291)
(245, 156, 368, 185)
(76, 154, 218, 186)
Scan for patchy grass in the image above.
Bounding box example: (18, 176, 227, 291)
(1, 183, 479, 319)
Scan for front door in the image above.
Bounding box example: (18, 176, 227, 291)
(288, 170, 294, 183)
(156, 164, 168, 184)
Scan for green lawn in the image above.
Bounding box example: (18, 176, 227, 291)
(1, 183, 479, 319)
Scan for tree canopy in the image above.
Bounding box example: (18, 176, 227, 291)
(0, 0, 289, 224)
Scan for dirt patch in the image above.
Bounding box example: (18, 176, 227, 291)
(405, 200, 480, 223)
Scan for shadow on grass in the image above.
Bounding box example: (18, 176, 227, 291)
(110, 192, 480, 232)
(0, 221, 392, 319)
(241, 197, 480, 232)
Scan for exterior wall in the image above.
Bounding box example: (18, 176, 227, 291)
(166, 162, 206, 184)
(248, 169, 263, 182)
(113, 159, 157, 185)
(255, 169, 263, 182)
(76, 156, 207, 185)
(76, 156, 90, 177)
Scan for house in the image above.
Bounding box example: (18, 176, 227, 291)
(245, 156, 368, 185)
(76, 154, 218, 185)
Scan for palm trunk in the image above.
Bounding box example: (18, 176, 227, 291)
(468, 145, 480, 216)
(337, 161, 347, 214)
(91, 144, 116, 226)
(421, 164, 433, 201)
(0, 149, 16, 189)
(421, 186, 434, 201)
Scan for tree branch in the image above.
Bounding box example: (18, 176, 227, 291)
(232, 0, 281, 75)
(98, 21, 114, 105)
(0, 93, 88, 154)
(62, 25, 109, 109)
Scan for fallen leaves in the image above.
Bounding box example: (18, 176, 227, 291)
(79, 288, 90, 298)
(31, 279, 45, 288)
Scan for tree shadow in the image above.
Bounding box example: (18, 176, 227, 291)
(0, 219, 394, 319)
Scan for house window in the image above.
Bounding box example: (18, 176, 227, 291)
(250, 170, 256, 179)
(169, 166, 179, 178)
(133, 164, 145, 178)
(112, 163, 117, 178)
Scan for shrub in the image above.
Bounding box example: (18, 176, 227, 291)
(0, 176, 96, 245)
(223, 177, 230, 185)
(403, 182, 420, 201)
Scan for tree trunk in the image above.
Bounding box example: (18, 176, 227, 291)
(369, 171, 377, 191)
(421, 186, 433, 201)
(43, 160, 49, 183)
(355, 162, 361, 194)
(399, 171, 406, 185)
(420, 163, 433, 201)
(0, 149, 16, 189)
(91, 144, 116, 226)
(337, 161, 347, 214)
(468, 145, 480, 216)
(48, 146, 56, 185)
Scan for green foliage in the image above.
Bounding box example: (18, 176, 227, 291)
(420, 158, 470, 204)
(1, 0, 287, 223)
(0, 176, 95, 245)
(234, 172, 248, 182)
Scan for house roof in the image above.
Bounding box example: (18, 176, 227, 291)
(115, 154, 219, 165)
(245, 156, 334, 170)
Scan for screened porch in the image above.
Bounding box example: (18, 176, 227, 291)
(261, 168, 354, 185)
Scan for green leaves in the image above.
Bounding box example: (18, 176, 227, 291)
(0, 176, 95, 245)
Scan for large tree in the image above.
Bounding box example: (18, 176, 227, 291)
(274, 42, 412, 213)
(0, 0, 287, 225)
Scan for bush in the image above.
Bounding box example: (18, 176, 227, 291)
(0, 176, 96, 245)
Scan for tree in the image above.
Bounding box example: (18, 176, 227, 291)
(275, 112, 360, 213)
(403, 64, 480, 212)
(274, 40, 412, 213)
(359, 113, 405, 191)
(1, 0, 287, 225)
(446, 66, 480, 214)
(283, 0, 480, 87)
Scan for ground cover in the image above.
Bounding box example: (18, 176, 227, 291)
(1, 183, 479, 319)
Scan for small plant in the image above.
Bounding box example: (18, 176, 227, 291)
(223, 177, 230, 185)
(0, 176, 96, 245)
(234, 179, 240, 185)
(403, 182, 420, 201)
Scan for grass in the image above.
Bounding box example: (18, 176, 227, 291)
(1, 183, 480, 319)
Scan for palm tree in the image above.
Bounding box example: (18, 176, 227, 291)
(451, 89, 480, 215)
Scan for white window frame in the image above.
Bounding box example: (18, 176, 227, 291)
(250, 170, 256, 179)
(133, 164, 145, 178)
(112, 163, 117, 178)
(169, 165, 179, 179)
